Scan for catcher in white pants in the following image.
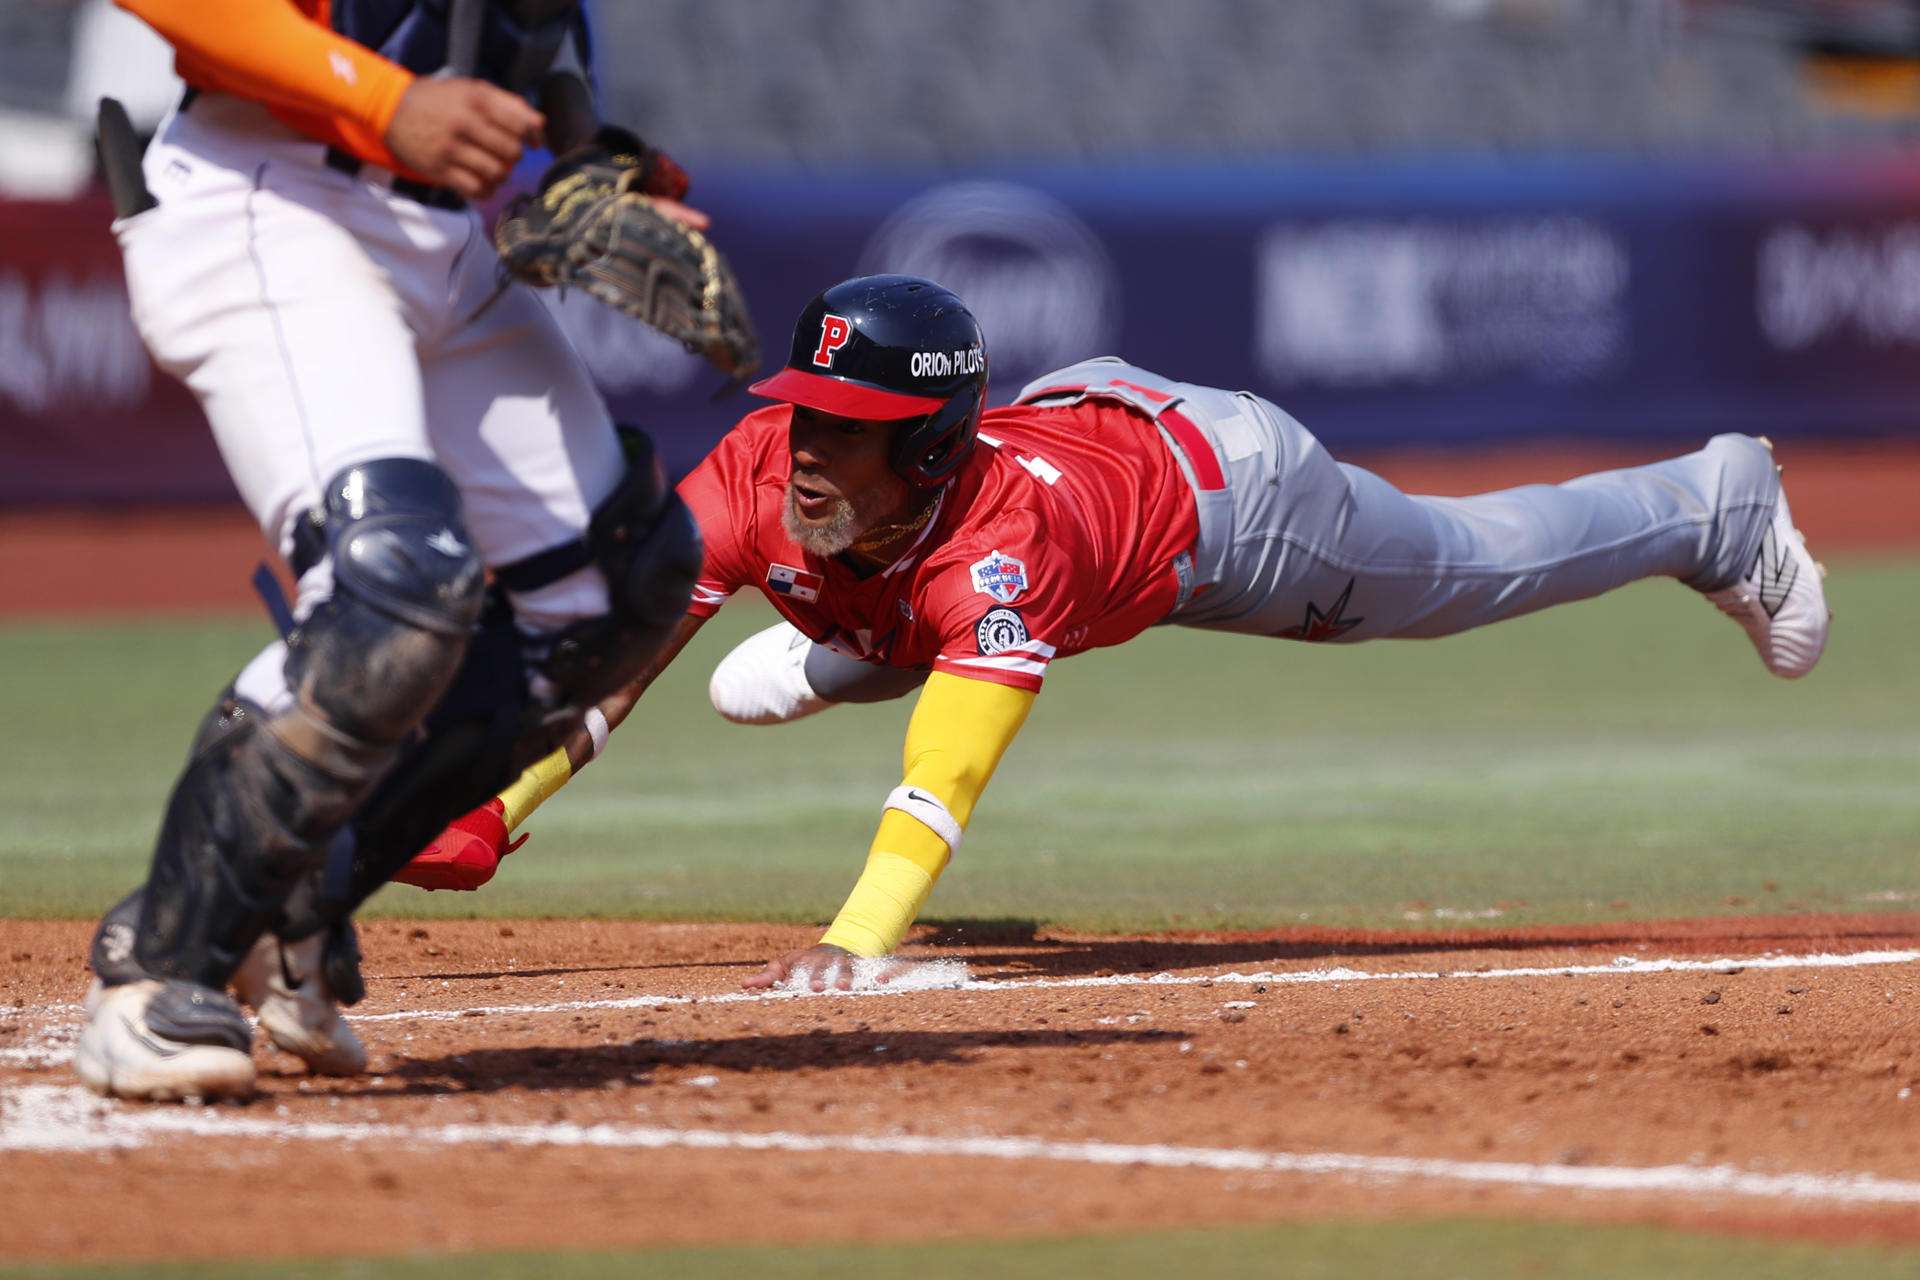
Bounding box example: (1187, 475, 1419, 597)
(78, 0, 718, 1103)
(408, 274, 1831, 996)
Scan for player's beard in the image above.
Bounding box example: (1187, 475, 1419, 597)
(782, 484, 864, 557)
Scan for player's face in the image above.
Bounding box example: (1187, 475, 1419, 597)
(784, 406, 913, 556)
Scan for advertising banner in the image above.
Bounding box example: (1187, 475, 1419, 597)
(5, 157, 1919, 503)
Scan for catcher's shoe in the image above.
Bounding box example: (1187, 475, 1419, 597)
(1705, 441, 1829, 679)
(75, 979, 255, 1102)
(708, 621, 832, 725)
(394, 797, 528, 891)
(232, 931, 368, 1076)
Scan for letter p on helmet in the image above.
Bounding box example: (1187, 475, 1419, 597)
(812, 314, 853, 367)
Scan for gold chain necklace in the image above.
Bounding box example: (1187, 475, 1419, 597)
(852, 498, 940, 568)
(848, 497, 936, 558)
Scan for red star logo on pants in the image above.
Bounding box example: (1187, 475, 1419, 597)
(1273, 577, 1365, 642)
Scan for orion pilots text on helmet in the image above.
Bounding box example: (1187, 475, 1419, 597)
(911, 347, 986, 379)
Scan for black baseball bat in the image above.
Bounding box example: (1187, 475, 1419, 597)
(96, 97, 156, 219)
(443, 0, 484, 77)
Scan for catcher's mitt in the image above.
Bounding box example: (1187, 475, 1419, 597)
(495, 126, 759, 379)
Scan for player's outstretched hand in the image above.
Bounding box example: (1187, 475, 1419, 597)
(386, 77, 544, 201)
(743, 943, 859, 992)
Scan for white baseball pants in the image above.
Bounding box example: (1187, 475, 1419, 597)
(116, 94, 621, 633)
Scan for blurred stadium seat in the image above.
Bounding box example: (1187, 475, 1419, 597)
(578, 0, 1919, 163)
(1, 0, 1917, 189)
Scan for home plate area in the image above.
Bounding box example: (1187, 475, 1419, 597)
(3, 915, 1920, 1263)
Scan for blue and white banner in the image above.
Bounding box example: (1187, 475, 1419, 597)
(8, 153, 1920, 503)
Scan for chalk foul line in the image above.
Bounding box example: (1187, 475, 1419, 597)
(4, 949, 1917, 1072)
(2, 1083, 1917, 1207)
(345, 948, 1920, 1024)
(5, 950, 1917, 1042)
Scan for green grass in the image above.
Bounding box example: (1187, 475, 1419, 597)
(8, 1219, 1920, 1280)
(4, 556, 1917, 929)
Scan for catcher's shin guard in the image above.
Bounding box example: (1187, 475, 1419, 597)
(278, 595, 534, 928)
(116, 459, 483, 990)
(131, 695, 371, 987)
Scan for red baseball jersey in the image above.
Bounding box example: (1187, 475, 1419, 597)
(678, 398, 1200, 692)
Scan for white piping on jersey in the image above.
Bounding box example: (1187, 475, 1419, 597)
(976, 432, 1004, 448)
(997, 638, 1057, 657)
(939, 637, 1056, 674)
(691, 584, 729, 607)
(881, 487, 948, 579)
(944, 652, 1052, 677)
(940, 637, 1056, 659)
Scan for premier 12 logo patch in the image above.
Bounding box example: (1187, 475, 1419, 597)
(812, 314, 853, 367)
(969, 549, 1028, 604)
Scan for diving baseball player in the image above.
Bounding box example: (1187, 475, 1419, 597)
(409, 272, 1828, 993)
(76, 0, 754, 1101)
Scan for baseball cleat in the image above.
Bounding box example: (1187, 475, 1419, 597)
(75, 979, 256, 1102)
(1705, 448, 1829, 678)
(232, 931, 368, 1076)
(395, 797, 528, 891)
(708, 621, 832, 725)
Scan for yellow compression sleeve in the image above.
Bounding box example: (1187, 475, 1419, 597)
(820, 672, 1035, 957)
(498, 747, 573, 831)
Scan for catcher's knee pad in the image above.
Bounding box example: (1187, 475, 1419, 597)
(503, 427, 701, 714)
(286, 458, 486, 760)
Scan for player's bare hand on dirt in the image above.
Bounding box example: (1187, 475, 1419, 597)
(743, 945, 922, 991)
(386, 77, 544, 200)
(744, 944, 859, 991)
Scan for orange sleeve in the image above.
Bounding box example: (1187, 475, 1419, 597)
(115, 0, 414, 170)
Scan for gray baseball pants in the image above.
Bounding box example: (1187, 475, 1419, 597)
(802, 365, 1779, 699)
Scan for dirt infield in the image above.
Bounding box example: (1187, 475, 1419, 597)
(4, 915, 1920, 1263)
(4, 439, 1917, 616)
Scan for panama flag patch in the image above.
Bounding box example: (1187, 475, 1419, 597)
(766, 564, 823, 603)
(969, 550, 1028, 604)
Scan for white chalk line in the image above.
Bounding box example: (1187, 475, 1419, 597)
(2, 950, 1916, 1058)
(7, 950, 1920, 1209)
(4, 947, 1915, 1075)
(2, 1083, 1917, 1209)
(346, 947, 1920, 1025)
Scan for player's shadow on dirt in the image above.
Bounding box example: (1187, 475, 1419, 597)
(908, 916, 1920, 979)
(354, 1026, 1184, 1097)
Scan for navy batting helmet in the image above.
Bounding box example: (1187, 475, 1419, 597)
(747, 275, 988, 488)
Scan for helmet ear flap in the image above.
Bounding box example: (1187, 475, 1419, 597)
(890, 377, 984, 488)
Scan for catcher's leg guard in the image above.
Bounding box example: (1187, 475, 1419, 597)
(282, 428, 697, 923)
(116, 459, 483, 990)
(278, 594, 532, 927)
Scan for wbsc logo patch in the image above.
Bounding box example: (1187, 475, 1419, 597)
(975, 607, 1029, 655)
(969, 550, 1028, 604)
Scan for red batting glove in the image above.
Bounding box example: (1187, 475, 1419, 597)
(393, 797, 530, 892)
